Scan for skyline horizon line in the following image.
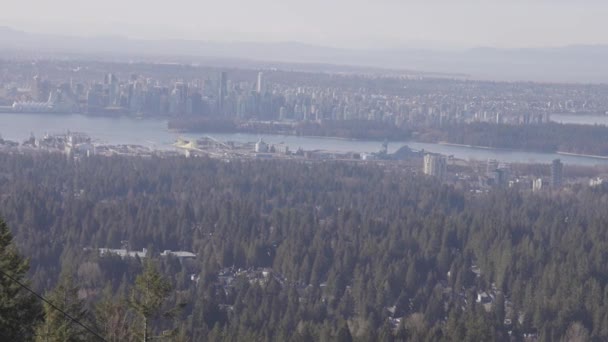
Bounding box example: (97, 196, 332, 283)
(4, 25, 608, 52)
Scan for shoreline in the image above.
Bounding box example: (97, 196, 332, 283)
(557, 151, 608, 160)
(0, 111, 169, 120)
(172, 129, 399, 143)
(438, 142, 608, 161)
(3, 112, 608, 165)
(436, 141, 537, 153)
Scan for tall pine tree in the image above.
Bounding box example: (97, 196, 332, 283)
(35, 272, 92, 342)
(0, 218, 42, 340)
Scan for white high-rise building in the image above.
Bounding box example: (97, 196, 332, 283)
(532, 178, 543, 192)
(257, 71, 265, 94)
(423, 153, 447, 181)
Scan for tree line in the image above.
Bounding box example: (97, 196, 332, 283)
(418, 122, 608, 156)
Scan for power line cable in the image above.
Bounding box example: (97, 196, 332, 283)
(0, 269, 107, 341)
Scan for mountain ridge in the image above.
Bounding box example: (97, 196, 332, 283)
(2, 27, 608, 83)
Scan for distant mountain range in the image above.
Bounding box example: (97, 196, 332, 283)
(2, 26, 608, 83)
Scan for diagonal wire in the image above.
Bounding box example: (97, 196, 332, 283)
(0, 268, 107, 341)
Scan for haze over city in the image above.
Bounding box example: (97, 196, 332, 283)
(4, 2, 608, 341)
(3, 0, 608, 49)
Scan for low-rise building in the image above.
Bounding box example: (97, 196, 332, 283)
(97, 248, 148, 258)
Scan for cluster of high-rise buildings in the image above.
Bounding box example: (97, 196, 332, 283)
(423, 154, 566, 192)
(2, 60, 608, 126)
(82, 70, 277, 117)
(0, 68, 270, 117)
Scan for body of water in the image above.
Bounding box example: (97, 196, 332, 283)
(2, 113, 608, 166)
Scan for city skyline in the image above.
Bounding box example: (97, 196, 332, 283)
(3, 0, 608, 49)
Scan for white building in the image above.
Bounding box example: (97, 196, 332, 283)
(423, 153, 447, 180)
(273, 144, 290, 154)
(532, 178, 543, 192)
(160, 250, 197, 259)
(12, 101, 53, 113)
(255, 138, 269, 153)
(257, 71, 265, 94)
(98, 248, 148, 258)
(590, 177, 604, 187)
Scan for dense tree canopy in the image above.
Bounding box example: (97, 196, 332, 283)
(0, 152, 607, 340)
(419, 122, 608, 156)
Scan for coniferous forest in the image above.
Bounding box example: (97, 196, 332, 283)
(1, 152, 608, 341)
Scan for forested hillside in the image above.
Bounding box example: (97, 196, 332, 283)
(418, 122, 608, 156)
(1, 153, 607, 341)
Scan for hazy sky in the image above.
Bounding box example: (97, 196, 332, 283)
(3, 0, 608, 49)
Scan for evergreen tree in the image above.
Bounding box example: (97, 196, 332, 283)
(129, 260, 182, 341)
(95, 285, 133, 342)
(0, 218, 42, 340)
(35, 273, 92, 341)
(336, 321, 353, 342)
